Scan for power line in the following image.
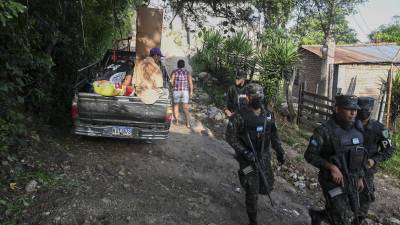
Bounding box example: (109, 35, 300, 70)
(350, 13, 399, 68)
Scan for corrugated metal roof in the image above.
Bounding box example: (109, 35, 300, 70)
(301, 44, 400, 64)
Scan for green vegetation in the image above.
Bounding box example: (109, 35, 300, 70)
(369, 16, 400, 44)
(381, 132, 400, 178)
(192, 28, 299, 106)
(390, 71, 400, 130)
(0, 196, 32, 225)
(0, 157, 67, 224)
(0, 0, 145, 151)
(291, 15, 358, 45)
(277, 115, 310, 150)
(380, 70, 400, 178)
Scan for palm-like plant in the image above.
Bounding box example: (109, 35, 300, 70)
(197, 28, 224, 72)
(257, 37, 300, 118)
(223, 32, 255, 80)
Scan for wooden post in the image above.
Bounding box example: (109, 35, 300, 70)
(297, 82, 304, 125)
(386, 66, 393, 128)
(377, 82, 386, 123)
(287, 68, 297, 122)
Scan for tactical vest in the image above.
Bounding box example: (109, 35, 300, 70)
(330, 121, 367, 173)
(241, 108, 273, 155)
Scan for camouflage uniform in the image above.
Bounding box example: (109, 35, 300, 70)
(226, 106, 285, 225)
(357, 97, 394, 223)
(225, 83, 247, 114)
(305, 95, 366, 225)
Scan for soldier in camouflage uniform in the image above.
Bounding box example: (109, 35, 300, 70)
(356, 97, 394, 224)
(224, 69, 248, 118)
(305, 95, 367, 225)
(226, 83, 285, 225)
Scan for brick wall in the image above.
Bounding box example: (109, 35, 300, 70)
(293, 50, 322, 96)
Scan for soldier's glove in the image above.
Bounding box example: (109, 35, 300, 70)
(243, 150, 256, 162)
(277, 154, 285, 165)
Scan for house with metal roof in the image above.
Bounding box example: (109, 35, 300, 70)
(294, 43, 400, 120)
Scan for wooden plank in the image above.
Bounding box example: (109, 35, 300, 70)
(301, 105, 333, 117)
(303, 91, 334, 102)
(302, 98, 334, 110)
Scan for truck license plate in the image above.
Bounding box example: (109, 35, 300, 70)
(111, 126, 133, 136)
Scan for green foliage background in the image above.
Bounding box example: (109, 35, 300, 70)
(0, 0, 145, 151)
(369, 16, 400, 44)
(191, 28, 299, 105)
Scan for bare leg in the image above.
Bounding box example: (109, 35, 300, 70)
(183, 103, 190, 127)
(174, 103, 180, 124)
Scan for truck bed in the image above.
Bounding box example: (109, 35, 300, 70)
(73, 89, 171, 139)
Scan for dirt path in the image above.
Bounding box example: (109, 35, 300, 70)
(19, 120, 313, 225)
(6, 95, 399, 225)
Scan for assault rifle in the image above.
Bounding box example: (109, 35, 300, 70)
(363, 165, 375, 202)
(331, 153, 362, 225)
(245, 113, 274, 207)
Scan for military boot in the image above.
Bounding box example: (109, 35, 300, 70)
(308, 208, 324, 225)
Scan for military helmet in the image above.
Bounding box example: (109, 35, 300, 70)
(357, 97, 375, 111)
(335, 94, 360, 110)
(245, 83, 264, 100)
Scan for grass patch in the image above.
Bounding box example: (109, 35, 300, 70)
(0, 196, 33, 225)
(0, 160, 66, 224)
(277, 116, 310, 150)
(380, 132, 400, 178)
(14, 160, 65, 187)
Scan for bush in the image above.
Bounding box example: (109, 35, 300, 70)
(0, 0, 139, 151)
(381, 132, 400, 178)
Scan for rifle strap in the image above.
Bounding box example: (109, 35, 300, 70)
(244, 109, 268, 159)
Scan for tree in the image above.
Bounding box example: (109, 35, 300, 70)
(295, 0, 366, 98)
(369, 16, 400, 44)
(0, 0, 145, 151)
(292, 14, 358, 45)
(252, 0, 296, 30)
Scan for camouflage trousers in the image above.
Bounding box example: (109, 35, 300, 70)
(357, 174, 375, 223)
(237, 158, 274, 225)
(319, 179, 354, 225)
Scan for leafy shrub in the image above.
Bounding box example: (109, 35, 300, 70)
(391, 71, 400, 130)
(0, 0, 139, 151)
(381, 132, 400, 178)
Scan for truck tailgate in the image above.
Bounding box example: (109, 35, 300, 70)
(77, 91, 170, 125)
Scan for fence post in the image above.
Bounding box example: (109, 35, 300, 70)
(386, 67, 393, 128)
(297, 82, 304, 125)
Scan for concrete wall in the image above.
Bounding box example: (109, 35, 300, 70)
(336, 64, 394, 120)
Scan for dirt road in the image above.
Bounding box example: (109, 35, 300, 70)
(19, 120, 313, 225)
(5, 98, 399, 225)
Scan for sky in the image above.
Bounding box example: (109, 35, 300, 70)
(148, 0, 400, 43)
(347, 0, 400, 42)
